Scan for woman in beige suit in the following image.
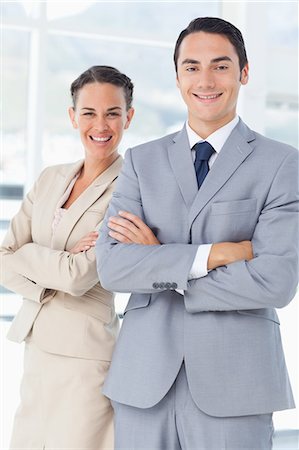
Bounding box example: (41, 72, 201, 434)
(0, 65, 135, 449)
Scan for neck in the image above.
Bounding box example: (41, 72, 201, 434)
(189, 115, 236, 140)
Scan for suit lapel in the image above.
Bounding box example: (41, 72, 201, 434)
(168, 126, 198, 208)
(38, 160, 84, 246)
(51, 156, 122, 250)
(189, 119, 256, 225)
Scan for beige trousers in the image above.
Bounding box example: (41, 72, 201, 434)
(9, 342, 114, 450)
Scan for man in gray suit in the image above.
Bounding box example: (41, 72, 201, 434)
(96, 17, 298, 449)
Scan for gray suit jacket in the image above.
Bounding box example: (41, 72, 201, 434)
(96, 119, 298, 417)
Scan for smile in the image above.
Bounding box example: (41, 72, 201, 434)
(192, 93, 223, 104)
(194, 93, 222, 100)
(198, 94, 222, 99)
(90, 136, 112, 142)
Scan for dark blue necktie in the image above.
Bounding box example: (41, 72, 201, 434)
(193, 141, 215, 189)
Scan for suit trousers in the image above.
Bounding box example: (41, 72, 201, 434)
(9, 341, 114, 450)
(112, 363, 274, 450)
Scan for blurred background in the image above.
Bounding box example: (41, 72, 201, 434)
(1, 1, 298, 448)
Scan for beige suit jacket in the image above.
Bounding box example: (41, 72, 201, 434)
(0, 156, 122, 360)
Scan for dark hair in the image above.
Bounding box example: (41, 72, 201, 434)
(70, 65, 134, 110)
(174, 17, 248, 72)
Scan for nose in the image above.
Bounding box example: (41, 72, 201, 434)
(93, 116, 109, 132)
(196, 69, 215, 90)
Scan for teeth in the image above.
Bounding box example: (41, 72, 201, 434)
(91, 136, 111, 142)
(198, 94, 220, 99)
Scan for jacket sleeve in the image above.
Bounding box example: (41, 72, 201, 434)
(0, 171, 55, 303)
(96, 148, 199, 294)
(9, 242, 100, 297)
(184, 151, 299, 312)
(1, 168, 102, 299)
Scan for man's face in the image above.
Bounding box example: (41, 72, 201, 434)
(176, 31, 249, 136)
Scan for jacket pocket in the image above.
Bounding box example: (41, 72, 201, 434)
(237, 308, 280, 324)
(124, 294, 151, 315)
(63, 293, 112, 324)
(210, 198, 257, 215)
(85, 209, 105, 215)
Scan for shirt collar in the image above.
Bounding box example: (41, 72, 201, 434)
(186, 116, 239, 154)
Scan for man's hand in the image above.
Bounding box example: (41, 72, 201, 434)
(208, 241, 253, 270)
(69, 231, 99, 254)
(108, 211, 160, 245)
(107, 211, 252, 268)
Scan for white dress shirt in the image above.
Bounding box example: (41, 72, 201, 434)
(186, 116, 240, 281)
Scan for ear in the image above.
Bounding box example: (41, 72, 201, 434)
(68, 107, 78, 129)
(124, 107, 135, 130)
(240, 64, 249, 85)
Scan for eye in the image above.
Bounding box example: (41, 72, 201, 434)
(215, 65, 229, 71)
(107, 112, 121, 117)
(186, 66, 198, 72)
(82, 112, 95, 116)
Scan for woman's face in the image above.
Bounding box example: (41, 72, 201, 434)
(69, 82, 134, 163)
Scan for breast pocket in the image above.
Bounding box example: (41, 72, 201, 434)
(210, 198, 257, 215)
(66, 209, 105, 250)
(209, 198, 257, 241)
(84, 209, 105, 225)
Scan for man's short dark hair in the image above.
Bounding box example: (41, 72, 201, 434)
(70, 65, 134, 110)
(174, 17, 248, 72)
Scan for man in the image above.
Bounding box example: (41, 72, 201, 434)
(96, 17, 298, 449)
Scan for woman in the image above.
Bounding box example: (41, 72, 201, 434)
(0, 65, 135, 449)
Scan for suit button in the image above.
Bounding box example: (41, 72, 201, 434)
(171, 283, 178, 289)
(152, 282, 159, 289)
(165, 282, 171, 289)
(159, 282, 165, 289)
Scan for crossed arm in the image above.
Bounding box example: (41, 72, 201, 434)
(1, 169, 105, 301)
(107, 210, 253, 271)
(0, 198, 102, 300)
(96, 148, 298, 311)
(0, 166, 247, 301)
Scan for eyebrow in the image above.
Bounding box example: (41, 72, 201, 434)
(181, 56, 233, 65)
(107, 107, 122, 111)
(80, 106, 122, 111)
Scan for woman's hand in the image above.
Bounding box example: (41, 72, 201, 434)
(108, 211, 160, 245)
(69, 231, 99, 254)
(208, 240, 253, 270)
